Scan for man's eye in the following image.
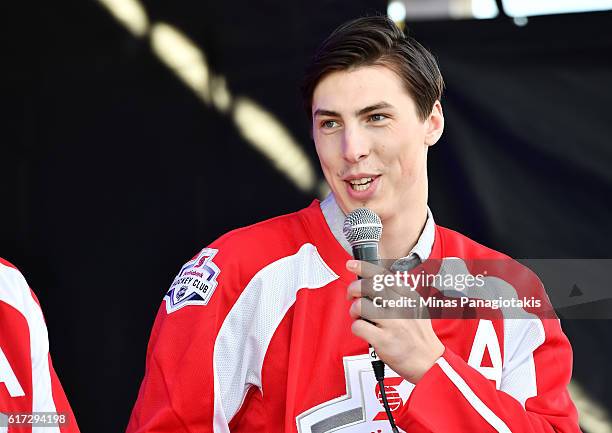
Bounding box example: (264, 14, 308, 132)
(369, 114, 387, 122)
(321, 120, 339, 128)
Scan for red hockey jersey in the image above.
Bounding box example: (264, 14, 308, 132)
(0, 259, 80, 433)
(127, 200, 580, 433)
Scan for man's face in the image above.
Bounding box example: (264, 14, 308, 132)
(311, 65, 443, 222)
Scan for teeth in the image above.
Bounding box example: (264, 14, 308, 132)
(352, 183, 370, 191)
(349, 177, 372, 185)
(348, 177, 374, 191)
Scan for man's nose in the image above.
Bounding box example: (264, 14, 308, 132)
(342, 126, 370, 163)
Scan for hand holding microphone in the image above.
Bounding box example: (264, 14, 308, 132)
(343, 208, 445, 385)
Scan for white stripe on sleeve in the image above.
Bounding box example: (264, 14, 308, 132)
(436, 357, 511, 433)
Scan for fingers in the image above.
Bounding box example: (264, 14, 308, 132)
(350, 297, 393, 323)
(346, 278, 381, 301)
(346, 259, 433, 321)
(346, 273, 418, 307)
(346, 259, 388, 279)
(349, 297, 380, 323)
(351, 290, 431, 321)
(349, 297, 361, 319)
(350, 317, 384, 342)
(347, 279, 360, 300)
(346, 259, 392, 301)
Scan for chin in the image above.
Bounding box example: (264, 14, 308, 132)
(341, 196, 387, 219)
(362, 201, 395, 222)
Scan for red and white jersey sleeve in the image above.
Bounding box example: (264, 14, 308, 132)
(395, 318, 579, 432)
(393, 241, 581, 433)
(125, 242, 245, 433)
(0, 258, 80, 433)
(126, 207, 348, 433)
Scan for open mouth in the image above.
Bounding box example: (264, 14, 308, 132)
(347, 176, 376, 191)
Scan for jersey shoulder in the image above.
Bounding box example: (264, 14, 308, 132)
(210, 205, 314, 259)
(0, 257, 20, 271)
(436, 225, 511, 260)
(436, 225, 551, 312)
(162, 202, 329, 314)
(0, 258, 41, 312)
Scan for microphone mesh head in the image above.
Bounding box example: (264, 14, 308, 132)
(343, 208, 383, 246)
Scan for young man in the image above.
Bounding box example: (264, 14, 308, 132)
(0, 258, 80, 433)
(127, 16, 580, 433)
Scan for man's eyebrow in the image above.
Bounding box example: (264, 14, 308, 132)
(356, 102, 394, 116)
(312, 102, 394, 118)
(312, 109, 340, 118)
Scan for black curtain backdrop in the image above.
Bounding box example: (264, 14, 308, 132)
(2, 2, 611, 432)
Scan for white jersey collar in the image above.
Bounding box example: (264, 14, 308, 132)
(320, 193, 435, 263)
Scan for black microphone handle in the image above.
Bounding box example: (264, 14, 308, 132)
(352, 242, 379, 264)
(351, 241, 381, 362)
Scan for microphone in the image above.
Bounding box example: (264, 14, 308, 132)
(342, 207, 383, 361)
(342, 207, 382, 265)
(343, 207, 399, 433)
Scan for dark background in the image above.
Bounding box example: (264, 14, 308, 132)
(2, 1, 611, 432)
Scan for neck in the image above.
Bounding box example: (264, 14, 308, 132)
(378, 202, 428, 260)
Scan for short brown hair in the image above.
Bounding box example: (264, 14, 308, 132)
(301, 15, 444, 122)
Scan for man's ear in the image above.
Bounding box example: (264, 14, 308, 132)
(424, 100, 444, 146)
